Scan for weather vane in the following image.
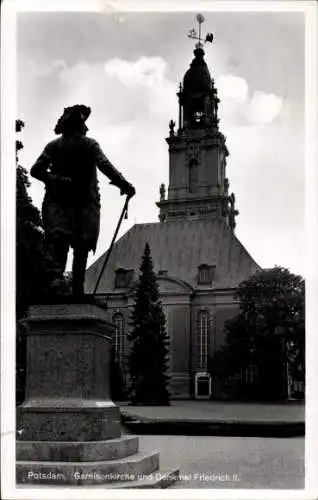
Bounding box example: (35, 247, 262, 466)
(187, 13, 214, 49)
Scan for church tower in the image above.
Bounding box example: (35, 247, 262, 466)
(157, 14, 239, 230)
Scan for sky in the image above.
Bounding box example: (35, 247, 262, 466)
(16, 8, 305, 275)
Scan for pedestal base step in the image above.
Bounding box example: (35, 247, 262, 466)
(17, 451, 159, 486)
(17, 436, 139, 462)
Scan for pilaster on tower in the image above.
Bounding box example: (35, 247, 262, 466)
(156, 15, 239, 230)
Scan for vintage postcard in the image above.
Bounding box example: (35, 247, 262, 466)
(1, 1, 317, 499)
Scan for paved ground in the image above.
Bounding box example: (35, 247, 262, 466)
(120, 400, 305, 423)
(138, 435, 305, 489)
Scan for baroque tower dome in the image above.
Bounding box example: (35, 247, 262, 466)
(178, 44, 219, 130)
(183, 47, 212, 95)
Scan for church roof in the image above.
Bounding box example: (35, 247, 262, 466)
(85, 218, 260, 294)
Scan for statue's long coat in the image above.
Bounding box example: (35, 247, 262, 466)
(31, 134, 125, 252)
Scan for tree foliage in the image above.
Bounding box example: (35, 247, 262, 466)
(212, 267, 305, 400)
(234, 267, 304, 354)
(16, 120, 55, 318)
(128, 242, 170, 405)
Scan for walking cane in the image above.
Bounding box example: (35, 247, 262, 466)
(93, 194, 130, 295)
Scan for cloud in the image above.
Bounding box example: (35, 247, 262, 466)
(245, 91, 283, 124)
(217, 75, 249, 102)
(104, 56, 168, 88)
(216, 73, 283, 126)
(104, 56, 177, 120)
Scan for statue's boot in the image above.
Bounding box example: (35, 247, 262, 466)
(72, 245, 89, 299)
(44, 238, 71, 296)
(50, 238, 69, 276)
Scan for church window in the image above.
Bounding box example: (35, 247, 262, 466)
(115, 269, 127, 288)
(198, 264, 215, 285)
(114, 268, 134, 288)
(196, 310, 211, 369)
(189, 159, 198, 193)
(112, 313, 125, 364)
(245, 364, 258, 384)
(158, 269, 168, 276)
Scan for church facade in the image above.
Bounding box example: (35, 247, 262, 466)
(85, 35, 260, 399)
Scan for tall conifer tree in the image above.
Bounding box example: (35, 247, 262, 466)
(128, 242, 170, 405)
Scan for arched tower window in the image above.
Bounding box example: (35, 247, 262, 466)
(196, 310, 211, 370)
(189, 158, 199, 193)
(112, 313, 125, 364)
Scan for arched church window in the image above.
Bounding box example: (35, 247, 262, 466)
(196, 310, 211, 370)
(112, 313, 125, 364)
(245, 364, 258, 384)
(189, 159, 198, 193)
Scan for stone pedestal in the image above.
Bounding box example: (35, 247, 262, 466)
(16, 304, 178, 488)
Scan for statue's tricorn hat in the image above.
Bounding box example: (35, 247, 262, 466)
(54, 104, 91, 135)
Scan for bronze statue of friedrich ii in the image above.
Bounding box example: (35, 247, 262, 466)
(30, 105, 136, 298)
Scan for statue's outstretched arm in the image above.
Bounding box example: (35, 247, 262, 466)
(91, 140, 126, 186)
(92, 140, 135, 198)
